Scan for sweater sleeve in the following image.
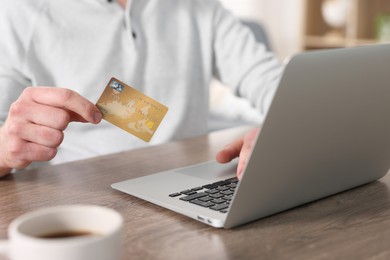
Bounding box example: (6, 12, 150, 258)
(211, 2, 284, 119)
(0, 1, 39, 125)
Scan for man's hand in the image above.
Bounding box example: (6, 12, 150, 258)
(0, 87, 102, 177)
(216, 128, 259, 179)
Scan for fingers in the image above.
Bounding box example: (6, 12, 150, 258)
(236, 128, 259, 179)
(216, 138, 244, 163)
(7, 120, 64, 148)
(10, 101, 71, 131)
(2, 138, 58, 169)
(0, 119, 62, 170)
(25, 87, 102, 124)
(0, 87, 102, 171)
(216, 128, 260, 179)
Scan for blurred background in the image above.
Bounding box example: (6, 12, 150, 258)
(221, 0, 390, 60)
(220, 0, 303, 60)
(209, 0, 390, 131)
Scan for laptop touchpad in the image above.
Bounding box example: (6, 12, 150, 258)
(175, 159, 237, 181)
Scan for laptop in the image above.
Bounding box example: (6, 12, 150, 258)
(112, 44, 390, 228)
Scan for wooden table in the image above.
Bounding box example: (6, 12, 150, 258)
(1, 125, 390, 259)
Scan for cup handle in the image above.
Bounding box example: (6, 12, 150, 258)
(0, 240, 9, 259)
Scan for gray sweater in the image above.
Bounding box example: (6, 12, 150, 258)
(0, 0, 283, 165)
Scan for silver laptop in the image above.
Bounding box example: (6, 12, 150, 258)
(112, 44, 390, 228)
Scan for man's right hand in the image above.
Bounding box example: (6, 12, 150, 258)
(0, 87, 102, 177)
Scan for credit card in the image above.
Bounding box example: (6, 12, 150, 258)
(96, 77, 168, 142)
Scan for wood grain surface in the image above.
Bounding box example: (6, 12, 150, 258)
(1, 125, 390, 260)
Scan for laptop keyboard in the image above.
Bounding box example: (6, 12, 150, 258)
(168, 177, 238, 213)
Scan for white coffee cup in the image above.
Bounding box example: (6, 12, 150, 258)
(0, 205, 123, 260)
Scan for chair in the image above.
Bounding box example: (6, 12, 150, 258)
(241, 19, 272, 51)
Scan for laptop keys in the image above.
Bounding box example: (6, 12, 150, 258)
(169, 177, 238, 213)
(180, 189, 197, 195)
(190, 200, 215, 208)
(168, 192, 181, 197)
(180, 192, 207, 202)
(210, 203, 229, 211)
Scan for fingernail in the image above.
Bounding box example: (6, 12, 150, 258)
(237, 170, 243, 180)
(237, 165, 244, 179)
(224, 145, 233, 152)
(94, 111, 102, 123)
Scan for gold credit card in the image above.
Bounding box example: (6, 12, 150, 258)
(96, 77, 168, 142)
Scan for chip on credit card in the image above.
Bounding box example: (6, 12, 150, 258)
(96, 77, 168, 142)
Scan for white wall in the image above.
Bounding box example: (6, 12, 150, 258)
(220, 0, 304, 60)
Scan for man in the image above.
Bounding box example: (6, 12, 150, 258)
(0, 0, 283, 178)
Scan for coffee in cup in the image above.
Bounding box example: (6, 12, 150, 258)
(0, 204, 123, 260)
